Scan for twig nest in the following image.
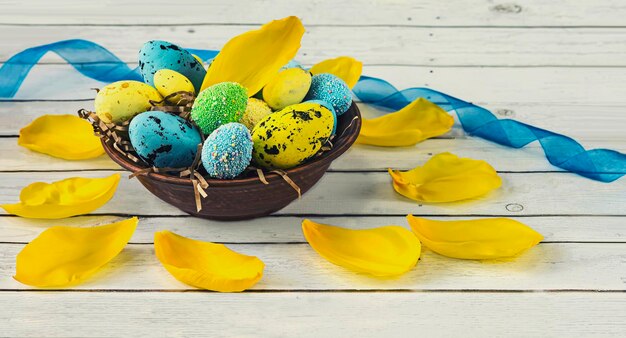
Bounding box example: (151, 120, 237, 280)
(191, 82, 248, 135)
(201, 123, 253, 179)
(129, 111, 202, 168)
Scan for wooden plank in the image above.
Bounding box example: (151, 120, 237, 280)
(1, 215, 625, 244)
(4, 101, 626, 141)
(2, 25, 626, 66)
(0, 0, 625, 27)
(7, 65, 626, 104)
(1, 242, 625, 290)
(1, 292, 625, 337)
(2, 137, 625, 173)
(0, 171, 624, 216)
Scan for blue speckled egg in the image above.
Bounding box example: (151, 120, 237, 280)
(129, 111, 202, 168)
(304, 73, 352, 116)
(305, 99, 337, 135)
(201, 123, 253, 179)
(138, 40, 207, 92)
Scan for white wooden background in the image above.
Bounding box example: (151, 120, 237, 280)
(1, 0, 626, 336)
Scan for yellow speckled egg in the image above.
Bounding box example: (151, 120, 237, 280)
(252, 102, 334, 169)
(94, 80, 162, 124)
(262, 68, 312, 111)
(154, 69, 195, 103)
(241, 98, 272, 130)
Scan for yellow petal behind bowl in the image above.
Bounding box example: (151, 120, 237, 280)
(14, 217, 138, 287)
(406, 215, 543, 260)
(201, 16, 305, 96)
(18, 114, 104, 160)
(1, 174, 121, 219)
(389, 152, 502, 203)
(154, 231, 264, 292)
(356, 98, 454, 147)
(310, 56, 363, 89)
(301, 219, 421, 277)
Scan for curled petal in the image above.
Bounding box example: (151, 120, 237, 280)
(14, 217, 138, 287)
(18, 114, 104, 160)
(302, 219, 420, 277)
(309, 56, 363, 89)
(389, 152, 501, 202)
(1, 174, 120, 219)
(201, 16, 305, 95)
(407, 215, 543, 260)
(154, 231, 264, 292)
(356, 98, 454, 146)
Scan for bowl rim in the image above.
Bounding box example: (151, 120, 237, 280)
(102, 103, 362, 187)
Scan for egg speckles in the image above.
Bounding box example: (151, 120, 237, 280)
(252, 102, 334, 169)
(304, 73, 352, 116)
(154, 69, 195, 103)
(241, 98, 272, 130)
(139, 40, 206, 92)
(191, 82, 248, 135)
(201, 123, 253, 179)
(94, 80, 162, 124)
(129, 111, 202, 168)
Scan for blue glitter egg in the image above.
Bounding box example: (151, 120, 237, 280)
(139, 40, 207, 92)
(305, 99, 337, 135)
(201, 123, 253, 179)
(304, 73, 352, 116)
(129, 111, 202, 168)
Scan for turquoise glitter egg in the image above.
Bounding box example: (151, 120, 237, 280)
(191, 82, 248, 136)
(305, 99, 338, 135)
(304, 73, 352, 116)
(201, 123, 253, 179)
(138, 40, 206, 92)
(128, 111, 202, 168)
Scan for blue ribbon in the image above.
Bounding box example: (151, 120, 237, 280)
(0, 39, 624, 182)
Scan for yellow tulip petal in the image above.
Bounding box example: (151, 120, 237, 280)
(389, 152, 502, 203)
(302, 219, 420, 277)
(14, 217, 138, 287)
(154, 231, 264, 292)
(356, 98, 454, 147)
(310, 56, 363, 89)
(407, 215, 543, 260)
(18, 114, 104, 160)
(1, 174, 120, 219)
(201, 16, 305, 95)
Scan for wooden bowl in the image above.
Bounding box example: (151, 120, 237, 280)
(102, 104, 361, 220)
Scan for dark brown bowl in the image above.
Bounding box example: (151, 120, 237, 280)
(102, 103, 361, 220)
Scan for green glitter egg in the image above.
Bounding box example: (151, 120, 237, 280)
(191, 82, 248, 135)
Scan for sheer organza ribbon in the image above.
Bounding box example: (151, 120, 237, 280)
(1, 39, 624, 182)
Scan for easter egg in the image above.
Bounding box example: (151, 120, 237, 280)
(304, 73, 352, 116)
(262, 68, 311, 110)
(201, 123, 253, 179)
(305, 99, 337, 135)
(129, 111, 202, 168)
(251, 102, 334, 170)
(241, 98, 272, 130)
(94, 80, 162, 124)
(138, 40, 206, 92)
(280, 59, 304, 71)
(191, 82, 248, 135)
(154, 69, 195, 103)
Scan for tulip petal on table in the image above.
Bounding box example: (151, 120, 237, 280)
(1, 174, 120, 219)
(356, 98, 454, 147)
(389, 152, 502, 203)
(302, 219, 421, 277)
(18, 114, 104, 160)
(407, 215, 543, 260)
(309, 56, 363, 89)
(154, 231, 264, 292)
(14, 217, 138, 287)
(200, 16, 305, 96)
